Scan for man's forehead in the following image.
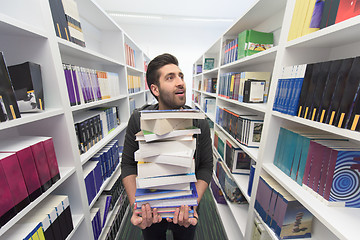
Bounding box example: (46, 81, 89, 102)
(159, 64, 182, 75)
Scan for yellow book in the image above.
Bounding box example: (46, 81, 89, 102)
(288, 0, 302, 41)
(295, 0, 310, 39)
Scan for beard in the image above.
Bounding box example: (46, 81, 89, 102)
(158, 86, 186, 109)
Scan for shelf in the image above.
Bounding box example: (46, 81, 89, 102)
(209, 185, 244, 240)
(203, 67, 219, 75)
(272, 111, 360, 143)
(215, 123, 259, 161)
(0, 13, 47, 39)
(0, 167, 75, 236)
(89, 163, 121, 209)
(193, 89, 201, 93)
(65, 214, 85, 240)
(129, 90, 145, 97)
(220, 46, 278, 69)
(286, 16, 360, 50)
(263, 163, 360, 240)
(70, 95, 128, 112)
(217, 96, 267, 113)
(58, 38, 124, 66)
(80, 123, 127, 165)
(126, 65, 145, 74)
(253, 209, 281, 240)
(202, 91, 217, 98)
(232, 174, 251, 202)
(113, 206, 131, 240)
(0, 108, 64, 131)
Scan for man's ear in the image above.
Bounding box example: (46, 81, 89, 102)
(151, 84, 160, 97)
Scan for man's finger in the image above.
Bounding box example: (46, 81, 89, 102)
(178, 205, 184, 223)
(173, 207, 180, 224)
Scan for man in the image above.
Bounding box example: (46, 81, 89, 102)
(121, 53, 213, 240)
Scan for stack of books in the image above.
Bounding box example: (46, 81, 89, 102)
(134, 109, 205, 218)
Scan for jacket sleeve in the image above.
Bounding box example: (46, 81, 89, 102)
(195, 119, 213, 184)
(120, 110, 140, 179)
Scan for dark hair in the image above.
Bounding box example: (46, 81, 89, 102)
(146, 53, 179, 99)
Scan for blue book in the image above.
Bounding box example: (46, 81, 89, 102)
(102, 195, 112, 227)
(93, 162, 103, 193)
(247, 164, 256, 197)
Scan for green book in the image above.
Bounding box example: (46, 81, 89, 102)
(245, 29, 274, 57)
(237, 29, 249, 59)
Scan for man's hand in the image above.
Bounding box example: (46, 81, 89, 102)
(130, 203, 162, 229)
(167, 205, 198, 228)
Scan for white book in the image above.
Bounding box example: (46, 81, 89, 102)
(136, 150, 194, 168)
(147, 183, 190, 191)
(136, 173, 197, 189)
(136, 139, 196, 159)
(140, 109, 205, 120)
(138, 159, 194, 178)
(136, 127, 201, 142)
(140, 118, 193, 135)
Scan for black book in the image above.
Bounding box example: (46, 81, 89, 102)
(315, 59, 343, 122)
(325, 57, 355, 125)
(300, 63, 322, 119)
(327, 0, 341, 27)
(48, 0, 70, 41)
(309, 61, 332, 121)
(0, 96, 7, 122)
(211, 78, 217, 93)
(334, 57, 360, 128)
(8, 61, 44, 112)
(346, 88, 360, 131)
(0, 52, 21, 121)
(297, 63, 314, 117)
(243, 79, 266, 103)
(319, 0, 332, 29)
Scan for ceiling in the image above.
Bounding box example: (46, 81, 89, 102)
(94, 0, 256, 27)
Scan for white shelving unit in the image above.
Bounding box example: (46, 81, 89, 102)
(0, 0, 152, 239)
(192, 0, 360, 240)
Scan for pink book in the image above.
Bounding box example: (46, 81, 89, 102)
(0, 142, 42, 202)
(317, 145, 332, 196)
(36, 137, 60, 184)
(302, 141, 317, 187)
(0, 154, 16, 227)
(30, 141, 52, 191)
(0, 152, 30, 213)
(308, 142, 325, 192)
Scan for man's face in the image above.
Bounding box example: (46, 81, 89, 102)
(151, 64, 186, 110)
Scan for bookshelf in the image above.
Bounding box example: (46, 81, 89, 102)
(192, 0, 360, 239)
(0, 0, 150, 239)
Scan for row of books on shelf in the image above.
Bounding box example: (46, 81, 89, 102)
(216, 107, 264, 148)
(74, 107, 120, 154)
(6, 195, 74, 240)
(63, 63, 121, 106)
(102, 195, 129, 240)
(90, 181, 127, 240)
(255, 174, 313, 239)
(214, 159, 247, 204)
(127, 75, 141, 94)
(0, 136, 60, 228)
(125, 43, 136, 68)
(218, 72, 271, 103)
(48, 0, 85, 47)
(133, 110, 205, 217)
(274, 56, 360, 132)
(83, 140, 121, 205)
(274, 127, 360, 208)
(129, 98, 136, 114)
(203, 78, 217, 93)
(222, 30, 274, 65)
(0, 52, 45, 122)
(288, 0, 360, 41)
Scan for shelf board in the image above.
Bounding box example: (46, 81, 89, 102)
(253, 209, 283, 240)
(286, 15, 360, 50)
(232, 174, 251, 202)
(65, 214, 85, 240)
(272, 111, 360, 142)
(217, 96, 267, 113)
(129, 90, 145, 97)
(0, 108, 64, 131)
(210, 178, 244, 240)
(58, 38, 124, 66)
(70, 95, 128, 112)
(215, 123, 259, 161)
(0, 13, 47, 39)
(263, 163, 360, 240)
(220, 46, 277, 69)
(193, 89, 201, 93)
(126, 65, 145, 74)
(89, 163, 121, 209)
(80, 123, 127, 165)
(202, 91, 217, 98)
(0, 167, 75, 236)
(203, 67, 219, 75)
